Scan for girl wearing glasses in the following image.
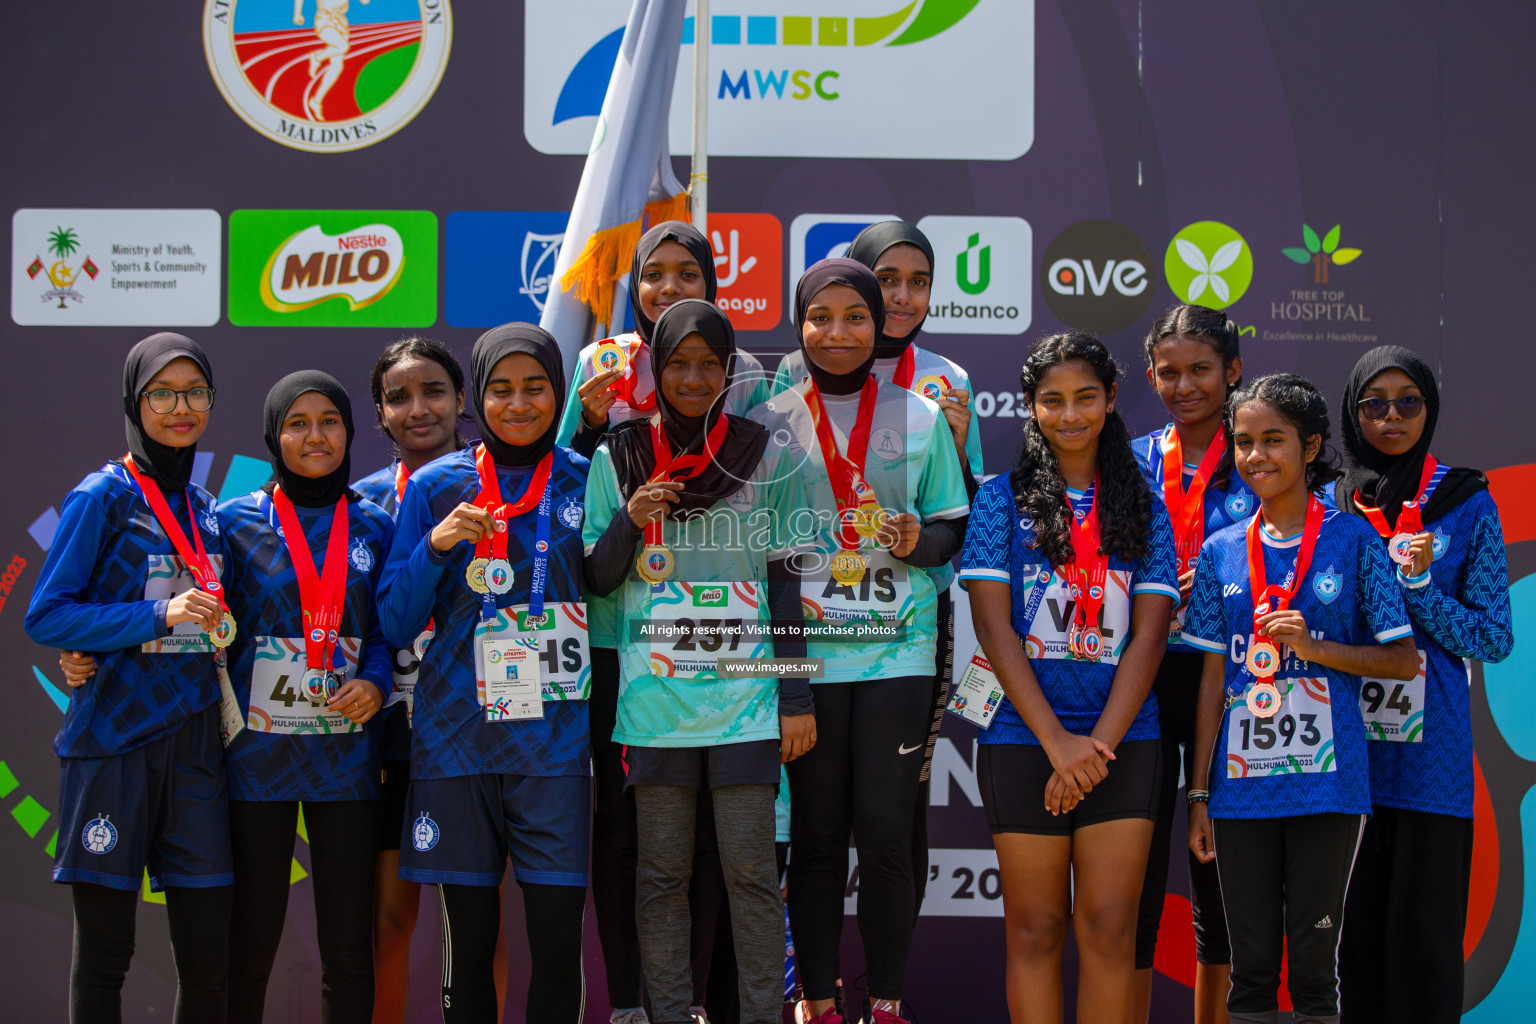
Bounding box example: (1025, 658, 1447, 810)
(1333, 347, 1513, 1024)
(1183, 374, 1419, 1024)
(26, 334, 233, 1023)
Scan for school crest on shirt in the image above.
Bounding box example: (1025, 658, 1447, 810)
(81, 814, 117, 855)
(1225, 490, 1253, 519)
(1313, 565, 1342, 605)
(199, 507, 221, 536)
(557, 497, 583, 530)
(412, 811, 439, 852)
(727, 483, 754, 513)
(870, 426, 905, 461)
(349, 537, 374, 573)
(1432, 528, 1449, 560)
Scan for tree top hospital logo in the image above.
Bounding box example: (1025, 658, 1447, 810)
(1041, 220, 1156, 334)
(204, 0, 452, 153)
(1165, 221, 1253, 309)
(81, 814, 117, 855)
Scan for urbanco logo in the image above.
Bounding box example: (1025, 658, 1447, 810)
(204, 0, 452, 153)
(524, 1, 1034, 160)
(1281, 223, 1361, 284)
(1164, 221, 1253, 309)
(1040, 220, 1156, 333)
(915, 215, 1032, 335)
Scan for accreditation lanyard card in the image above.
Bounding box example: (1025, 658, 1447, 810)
(648, 581, 765, 680)
(474, 602, 591, 701)
(481, 636, 543, 722)
(1360, 647, 1427, 743)
(245, 635, 363, 735)
(946, 648, 1005, 729)
(141, 553, 227, 653)
(1225, 675, 1336, 778)
(798, 549, 915, 626)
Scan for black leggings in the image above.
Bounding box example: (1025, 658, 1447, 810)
(70, 882, 232, 1024)
(227, 799, 381, 1024)
(1213, 813, 1364, 1023)
(1136, 650, 1230, 968)
(911, 588, 955, 916)
(786, 674, 933, 1002)
(438, 881, 587, 1023)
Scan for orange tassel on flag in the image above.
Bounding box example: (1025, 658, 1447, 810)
(559, 192, 690, 332)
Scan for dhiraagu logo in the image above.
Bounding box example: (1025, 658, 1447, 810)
(1165, 221, 1253, 309)
(524, 1, 1034, 160)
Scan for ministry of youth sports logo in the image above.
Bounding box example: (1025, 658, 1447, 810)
(82, 813, 118, 855)
(204, 0, 452, 153)
(412, 811, 439, 851)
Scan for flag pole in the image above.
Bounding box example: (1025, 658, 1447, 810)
(690, 0, 709, 235)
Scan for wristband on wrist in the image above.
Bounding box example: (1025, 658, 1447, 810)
(1186, 789, 1210, 805)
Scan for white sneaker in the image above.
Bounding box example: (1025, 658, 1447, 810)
(610, 1010, 649, 1024)
(691, 1008, 711, 1024)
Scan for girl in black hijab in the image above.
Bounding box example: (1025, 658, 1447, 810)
(27, 333, 233, 1024)
(583, 298, 813, 1024)
(752, 259, 971, 1024)
(1335, 345, 1513, 1024)
(376, 322, 593, 1024)
(218, 370, 396, 1024)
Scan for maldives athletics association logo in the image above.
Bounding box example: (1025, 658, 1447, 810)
(204, 0, 452, 153)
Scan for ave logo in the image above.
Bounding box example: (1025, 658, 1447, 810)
(916, 216, 1031, 335)
(1040, 220, 1156, 334)
(709, 213, 780, 332)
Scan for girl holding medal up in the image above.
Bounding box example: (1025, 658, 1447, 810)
(1130, 304, 1250, 1022)
(751, 259, 970, 1024)
(218, 371, 395, 1024)
(959, 332, 1178, 1024)
(378, 324, 591, 1024)
(1333, 346, 1512, 1024)
(27, 333, 234, 1024)
(1182, 374, 1419, 1024)
(583, 298, 813, 1024)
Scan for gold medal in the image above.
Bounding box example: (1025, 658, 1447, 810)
(636, 544, 675, 583)
(830, 550, 868, 585)
(853, 500, 883, 539)
(1245, 638, 1280, 679)
(913, 374, 951, 402)
(208, 610, 237, 649)
(593, 341, 629, 375)
(465, 557, 491, 594)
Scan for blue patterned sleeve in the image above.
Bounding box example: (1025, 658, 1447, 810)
(1403, 496, 1514, 663)
(1132, 501, 1181, 601)
(376, 476, 448, 649)
(1180, 544, 1228, 654)
(357, 516, 395, 696)
(959, 478, 1012, 583)
(1359, 527, 1413, 643)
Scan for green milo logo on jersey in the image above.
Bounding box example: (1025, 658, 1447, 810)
(692, 586, 729, 608)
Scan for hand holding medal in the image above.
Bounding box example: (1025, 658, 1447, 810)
(457, 445, 554, 608)
(1241, 496, 1325, 718)
(633, 413, 729, 583)
(1354, 455, 1438, 573)
(806, 377, 883, 585)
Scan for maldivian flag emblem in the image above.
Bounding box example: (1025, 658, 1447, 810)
(82, 257, 98, 280)
(26, 257, 44, 279)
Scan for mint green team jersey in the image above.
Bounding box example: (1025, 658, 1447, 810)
(748, 379, 970, 684)
(582, 440, 799, 748)
(558, 332, 773, 648)
(773, 345, 980, 591)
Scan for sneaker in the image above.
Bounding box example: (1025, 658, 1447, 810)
(691, 1008, 711, 1024)
(796, 1005, 845, 1024)
(610, 1011, 649, 1024)
(865, 1005, 910, 1024)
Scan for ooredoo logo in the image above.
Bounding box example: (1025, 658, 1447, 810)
(710, 213, 781, 332)
(915, 215, 1032, 335)
(204, 0, 452, 153)
(1040, 220, 1155, 333)
(1164, 221, 1253, 310)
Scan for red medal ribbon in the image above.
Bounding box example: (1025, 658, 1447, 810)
(892, 346, 916, 390)
(642, 413, 730, 548)
(394, 461, 409, 506)
(271, 487, 350, 672)
(1063, 482, 1108, 635)
(608, 338, 658, 412)
(1353, 455, 1438, 539)
(122, 455, 226, 612)
(1245, 495, 1326, 638)
(805, 377, 880, 551)
(472, 444, 554, 561)
(1160, 425, 1228, 575)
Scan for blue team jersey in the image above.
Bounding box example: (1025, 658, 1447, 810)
(1364, 486, 1513, 817)
(377, 446, 591, 781)
(1132, 427, 1257, 653)
(1182, 509, 1413, 819)
(26, 465, 228, 759)
(217, 491, 395, 801)
(352, 461, 400, 517)
(958, 475, 1180, 746)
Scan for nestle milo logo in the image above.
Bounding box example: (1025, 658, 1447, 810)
(692, 585, 728, 608)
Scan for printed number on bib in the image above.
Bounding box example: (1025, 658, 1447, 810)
(800, 551, 914, 628)
(245, 636, 363, 736)
(649, 581, 766, 679)
(481, 637, 542, 722)
(141, 554, 227, 653)
(1360, 648, 1427, 743)
(474, 602, 590, 703)
(1226, 676, 1336, 778)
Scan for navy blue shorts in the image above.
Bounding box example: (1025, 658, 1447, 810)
(54, 704, 233, 892)
(399, 773, 589, 888)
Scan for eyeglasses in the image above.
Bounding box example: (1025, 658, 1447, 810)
(141, 387, 216, 414)
(1356, 395, 1423, 421)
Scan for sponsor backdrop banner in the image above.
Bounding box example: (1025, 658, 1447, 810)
(3, 1, 1533, 1021)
